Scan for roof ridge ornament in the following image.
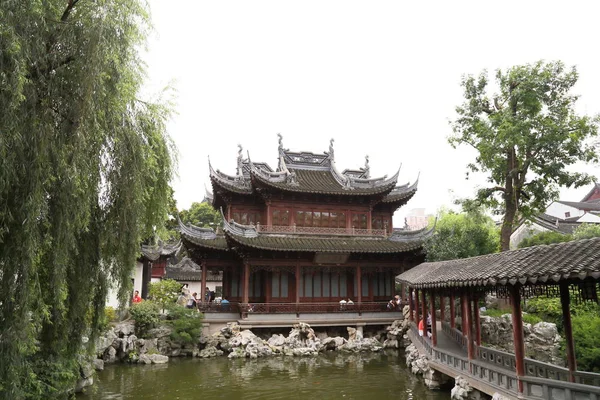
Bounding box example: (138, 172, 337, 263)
(361, 155, 370, 179)
(277, 133, 284, 153)
(236, 144, 244, 179)
(328, 138, 335, 161)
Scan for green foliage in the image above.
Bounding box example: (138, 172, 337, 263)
(483, 308, 511, 317)
(524, 297, 563, 323)
(425, 208, 499, 261)
(0, 2, 176, 396)
(572, 223, 600, 240)
(130, 301, 161, 337)
(450, 61, 599, 251)
(104, 307, 118, 324)
(166, 305, 204, 345)
(179, 202, 221, 228)
(149, 279, 182, 312)
(524, 296, 600, 371)
(572, 314, 600, 372)
(522, 313, 542, 325)
(518, 231, 573, 248)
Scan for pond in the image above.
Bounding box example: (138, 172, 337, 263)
(78, 351, 449, 400)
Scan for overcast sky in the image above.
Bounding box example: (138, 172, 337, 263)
(143, 0, 600, 225)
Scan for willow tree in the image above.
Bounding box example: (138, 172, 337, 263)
(0, 1, 175, 398)
(450, 61, 599, 251)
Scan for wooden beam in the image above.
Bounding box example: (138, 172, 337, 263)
(560, 281, 577, 382)
(509, 285, 525, 394)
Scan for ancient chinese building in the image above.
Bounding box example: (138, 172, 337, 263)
(180, 136, 431, 330)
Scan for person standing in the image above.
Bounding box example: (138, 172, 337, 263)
(186, 292, 198, 309)
(132, 290, 142, 304)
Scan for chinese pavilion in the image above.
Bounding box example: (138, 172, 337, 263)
(179, 135, 431, 330)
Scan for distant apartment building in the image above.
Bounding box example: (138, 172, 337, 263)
(405, 208, 431, 230)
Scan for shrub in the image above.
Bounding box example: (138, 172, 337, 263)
(104, 306, 117, 323)
(572, 313, 600, 372)
(130, 301, 160, 337)
(149, 279, 182, 312)
(166, 305, 204, 345)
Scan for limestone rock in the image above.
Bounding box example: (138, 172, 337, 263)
(149, 354, 169, 364)
(93, 359, 104, 371)
(114, 321, 135, 337)
(267, 334, 285, 347)
(74, 377, 94, 393)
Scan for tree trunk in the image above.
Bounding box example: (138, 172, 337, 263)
(501, 148, 518, 251)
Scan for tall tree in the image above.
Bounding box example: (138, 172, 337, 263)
(0, 1, 175, 398)
(450, 61, 599, 251)
(425, 208, 499, 262)
(179, 202, 222, 228)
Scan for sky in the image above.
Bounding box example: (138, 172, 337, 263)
(143, 0, 600, 225)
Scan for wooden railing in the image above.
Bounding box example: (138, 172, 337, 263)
(418, 322, 600, 400)
(256, 224, 388, 237)
(197, 302, 241, 313)
(244, 301, 400, 314)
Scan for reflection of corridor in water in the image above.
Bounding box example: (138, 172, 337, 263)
(79, 351, 449, 400)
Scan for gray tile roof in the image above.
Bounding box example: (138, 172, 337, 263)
(140, 241, 181, 261)
(397, 237, 600, 289)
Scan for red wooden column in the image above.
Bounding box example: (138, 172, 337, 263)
(461, 292, 475, 360)
(242, 261, 250, 305)
(201, 260, 207, 303)
(266, 202, 272, 226)
(430, 291, 437, 346)
(509, 285, 525, 394)
(473, 294, 481, 346)
(421, 290, 427, 329)
(560, 282, 577, 382)
(439, 295, 445, 323)
(356, 265, 362, 305)
(460, 292, 467, 334)
(450, 293, 456, 328)
(414, 289, 420, 324)
(295, 264, 301, 310)
(408, 287, 414, 321)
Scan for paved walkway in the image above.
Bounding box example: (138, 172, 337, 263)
(433, 321, 465, 354)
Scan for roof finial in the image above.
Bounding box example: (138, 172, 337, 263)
(236, 144, 244, 177)
(277, 133, 283, 152)
(364, 155, 370, 178)
(329, 138, 335, 160)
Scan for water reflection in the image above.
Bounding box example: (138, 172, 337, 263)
(79, 351, 448, 400)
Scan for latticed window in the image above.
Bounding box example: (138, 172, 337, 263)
(272, 209, 289, 226)
(294, 210, 346, 228)
(301, 271, 347, 298)
(352, 213, 367, 229)
(233, 212, 261, 225)
(372, 215, 390, 230)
